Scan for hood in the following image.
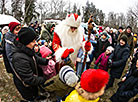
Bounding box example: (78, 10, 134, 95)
(75, 82, 101, 100)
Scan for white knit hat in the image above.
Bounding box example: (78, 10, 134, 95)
(107, 46, 114, 53)
(59, 65, 79, 87)
(65, 13, 81, 28)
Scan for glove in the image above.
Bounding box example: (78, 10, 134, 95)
(61, 48, 74, 59)
(108, 59, 112, 68)
(84, 41, 91, 51)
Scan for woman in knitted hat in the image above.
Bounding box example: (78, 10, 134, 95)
(106, 35, 130, 89)
(94, 46, 114, 71)
(3, 22, 21, 73)
(63, 69, 109, 102)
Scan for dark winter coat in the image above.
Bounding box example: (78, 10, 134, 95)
(2, 31, 17, 73)
(109, 43, 130, 78)
(110, 65, 138, 102)
(94, 38, 110, 59)
(118, 31, 135, 56)
(12, 41, 49, 100)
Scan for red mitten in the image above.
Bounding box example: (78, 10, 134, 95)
(61, 48, 74, 59)
(84, 41, 91, 51)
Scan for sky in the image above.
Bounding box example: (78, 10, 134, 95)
(70, 0, 138, 15)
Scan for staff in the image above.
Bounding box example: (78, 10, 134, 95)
(81, 15, 93, 74)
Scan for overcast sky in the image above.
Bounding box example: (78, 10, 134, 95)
(70, 0, 138, 15)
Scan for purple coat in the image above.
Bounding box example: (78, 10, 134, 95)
(94, 52, 110, 71)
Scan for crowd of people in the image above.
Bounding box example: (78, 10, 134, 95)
(0, 13, 138, 102)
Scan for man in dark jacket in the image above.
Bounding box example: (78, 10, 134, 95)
(110, 58, 138, 102)
(106, 35, 130, 89)
(12, 27, 49, 101)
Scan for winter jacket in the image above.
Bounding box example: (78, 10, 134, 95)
(95, 52, 110, 71)
(43, 74, 73, 98)
(94, 38, 110, 59)
(110, 65, 138, 102)
(2, 31, 17, 73)
(12, 41, 49, 100)
(63, 83, 100, 102)
(109, 43, 130, 78)
(118, 31, 135, 56)
(5, 31, 16, 62)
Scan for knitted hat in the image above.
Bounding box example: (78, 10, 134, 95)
(106, 46, 114, 53)
(65, 13, 81, 28)
(126, 26, 132, 31)
(80, 69, 109, 93)
(59, 65, 79, 87)
(8, 22, 20, 32)
(18, 27, 37, 45)
(120, 35, 128, 44)
(40, 45, 52, 58)
(101, 31, 108, 37)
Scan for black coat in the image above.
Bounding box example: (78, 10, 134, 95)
(109, 44, 130, 78)
(12, 41, 49, 100)
(110, 65, 138, 102)
(94, 38, 110, 59)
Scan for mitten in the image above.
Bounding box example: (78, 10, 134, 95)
(84, 41, 91, 51)
(61, 48, 74, 59)
(108, 59, 112, 68)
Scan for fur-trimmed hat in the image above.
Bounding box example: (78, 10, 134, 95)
(65, 13, 81, 28)
(18, 27, 37, 45)
(8, 22, 20, 32)
(80, 69, 109, 93)
(59, 65, 79, 87)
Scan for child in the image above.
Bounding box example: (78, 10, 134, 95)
(43, 65, 79, 101)
(63, 69, 109, 102)
(39, 45, 56, 80)
(94, 46, 114, 71)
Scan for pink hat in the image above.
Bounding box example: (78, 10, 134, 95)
(40, 45, 52, 58)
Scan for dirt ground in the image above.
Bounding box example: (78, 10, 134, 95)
(0, 57, 137, 102)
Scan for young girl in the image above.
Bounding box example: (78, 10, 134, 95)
(39, 45, 57, 80)
(94, 46, 114, 71)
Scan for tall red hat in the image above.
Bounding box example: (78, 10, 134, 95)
(65, 13, 81, 28)
(80, 69, 109, 93)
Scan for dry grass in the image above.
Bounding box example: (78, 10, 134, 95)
(0, 57, 137, 102)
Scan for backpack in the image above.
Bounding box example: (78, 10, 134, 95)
(1, 35, 13, 73)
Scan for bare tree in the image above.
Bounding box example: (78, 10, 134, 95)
(11, 0, 24, 21)
(0, 0, 8, 14)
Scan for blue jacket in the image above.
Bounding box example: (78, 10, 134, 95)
(5, 31, 16, 63)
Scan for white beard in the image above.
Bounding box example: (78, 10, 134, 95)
(55, 22, 84, 63)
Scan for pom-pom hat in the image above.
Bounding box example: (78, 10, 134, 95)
(80, 69, 109, 93)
